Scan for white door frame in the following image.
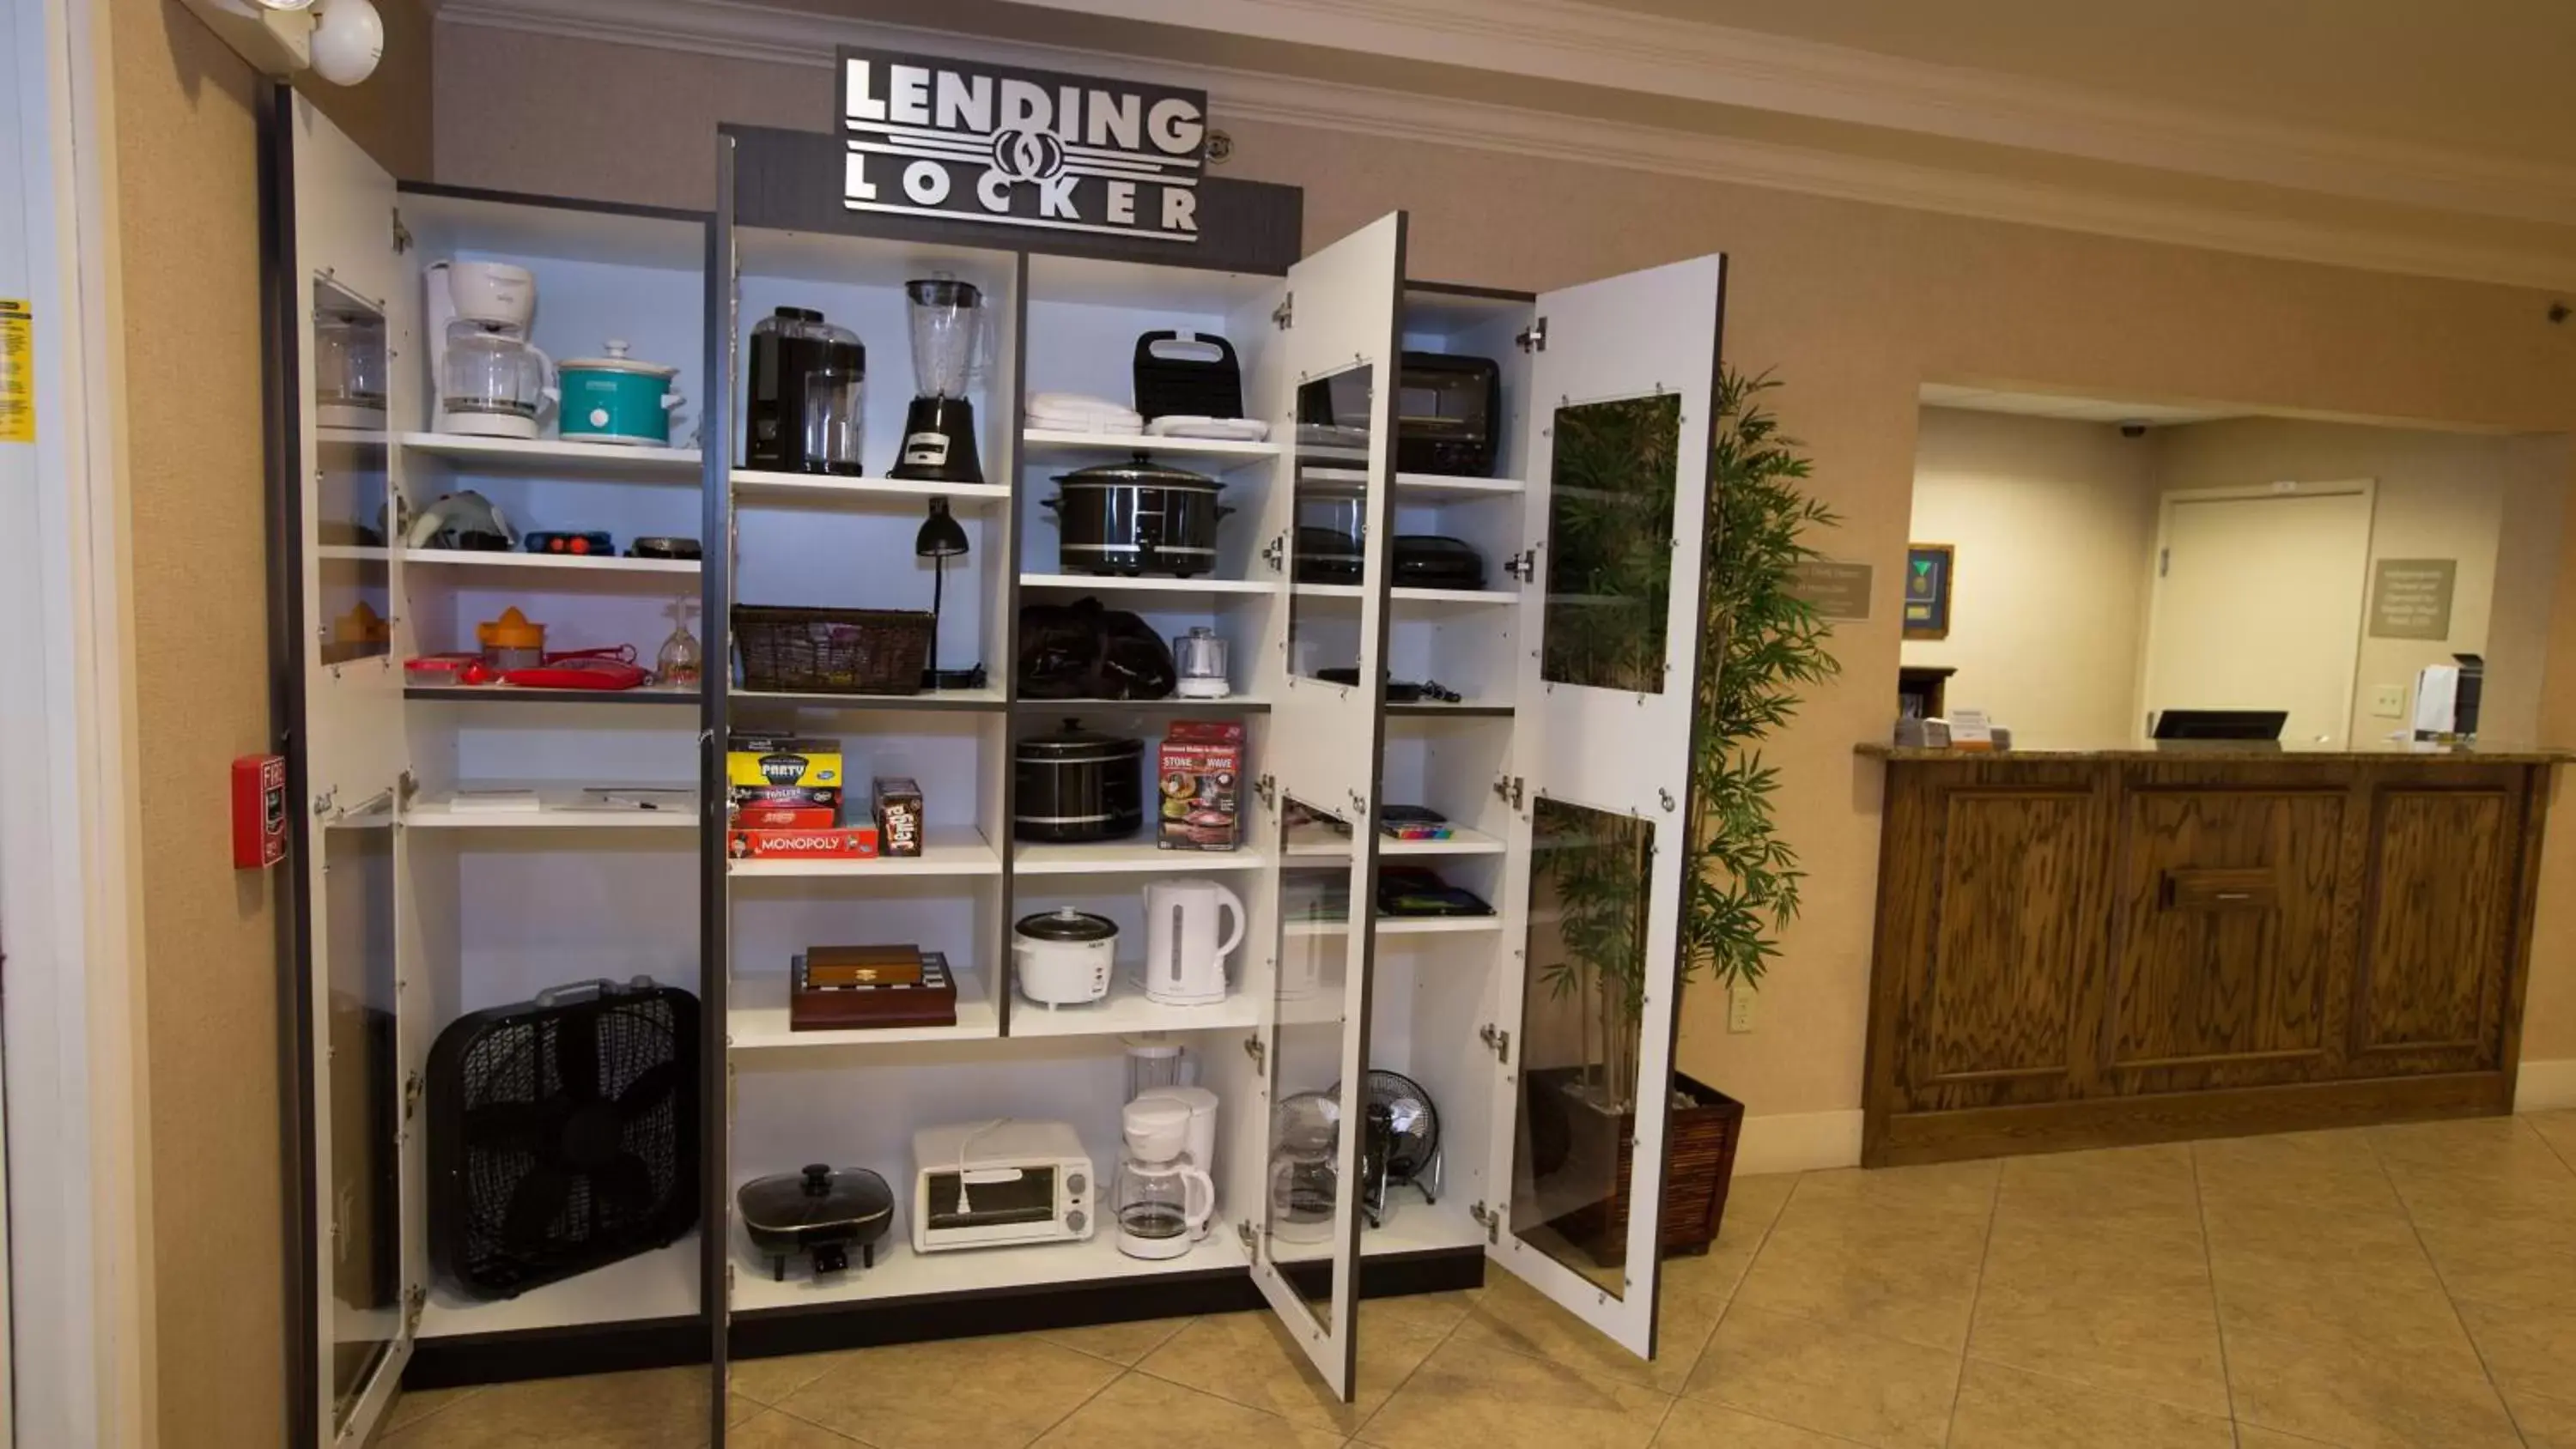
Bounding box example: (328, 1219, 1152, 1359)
(2134, 479, 2377, 743)
(3, 0, 157, 1441)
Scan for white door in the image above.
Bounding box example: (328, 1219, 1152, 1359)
(1485, 254, 1725, 1360)
(1248, 211, 1405, 1398)
(287, 93, 417, 1448)
(2140, 482, 2373, 746)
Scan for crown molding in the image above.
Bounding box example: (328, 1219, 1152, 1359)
(438, 0, 2576, 292)
(992, 0, 2576, 233)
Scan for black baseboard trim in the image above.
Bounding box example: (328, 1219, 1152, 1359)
(404, 1317, 711, 1390)
(400, 1249, 1486, 1388)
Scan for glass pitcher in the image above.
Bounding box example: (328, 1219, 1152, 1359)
(442, 321, 555, 431)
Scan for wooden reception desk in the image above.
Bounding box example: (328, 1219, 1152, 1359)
(1859, 743, 2558, 1166)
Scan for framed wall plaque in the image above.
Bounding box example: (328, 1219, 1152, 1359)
(1904, 543, 1954, 640)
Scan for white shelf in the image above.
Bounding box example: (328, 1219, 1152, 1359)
(1021, 429, 1281, 469)
(398, 432, 702, 479)
(732, 685, 1005, 712)
(406, 785, 701, 829)
(730, 1214, 1245, 1314)
(1284, 823, 1507, 858)
(1291, 584, 1521, 608)
(1011, 834, 1264, 876)
(732, 470, 1013, 507)
(1005, 975, 1260, 1039)
(1286, 915, 1502, 937)
(317, 544, 389, 561)
(417, 1233, 700, 1339)
(1302, 465, 1525, 497)
(1019, 573, 1279, 597)
(404, 549, 702, 576)
(1361, 1197, 1487, 1256)
(726, 967, 999, 1050)
(726, 827, 1002, 878)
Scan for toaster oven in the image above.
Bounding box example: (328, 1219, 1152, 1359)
(911, 1119, 1096, 1252)
(1297, 352, 1504, 478)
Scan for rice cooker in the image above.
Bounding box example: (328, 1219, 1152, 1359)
(1013, 907, 1117, 1008)
(558, 340, 684, 446)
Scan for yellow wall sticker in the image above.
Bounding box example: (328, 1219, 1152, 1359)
(0, 299, 32, 444)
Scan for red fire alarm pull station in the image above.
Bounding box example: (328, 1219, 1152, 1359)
(233, 755, 289, 869)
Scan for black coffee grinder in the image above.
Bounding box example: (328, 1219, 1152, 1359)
(887, 276, 986, 484)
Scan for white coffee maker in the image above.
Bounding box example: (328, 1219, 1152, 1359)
(427, 260, 554, 438)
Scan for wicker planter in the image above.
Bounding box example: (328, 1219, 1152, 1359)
(1525, 1066, 1744, 1265)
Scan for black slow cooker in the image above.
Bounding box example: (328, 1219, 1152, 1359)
(1014, 719, 1145, 842)
(1045, 454, 1230, 578)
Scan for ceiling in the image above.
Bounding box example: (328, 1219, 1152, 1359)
(1917, 385, 2243, 427)
(1581, 0, 2576, 169)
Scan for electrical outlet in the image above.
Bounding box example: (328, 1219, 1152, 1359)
(2371, 685, 2408, 719)
(1728, 985, 1755, 1034)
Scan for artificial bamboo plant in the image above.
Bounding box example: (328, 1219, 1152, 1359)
(1534, 368, 1840, 1109)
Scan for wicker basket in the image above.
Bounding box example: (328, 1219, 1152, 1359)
(733, 605, 933, 695)
(1524, 1067, 1744, 1264)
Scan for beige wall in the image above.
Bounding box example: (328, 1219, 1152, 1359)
(1903, 409, 2159, 745)
(2151, 419, 2568, 747)
(105, 2, 429, 1441)
(429, 21, 2576, 1118)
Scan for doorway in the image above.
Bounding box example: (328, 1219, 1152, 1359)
(2139, 482, 2374, 747)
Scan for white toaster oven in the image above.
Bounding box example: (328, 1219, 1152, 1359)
(911, 1119, 1095, 1252)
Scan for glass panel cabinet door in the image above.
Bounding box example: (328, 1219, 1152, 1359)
(1484, 255, 1727, 1360)
(1247, 211, 1406, 1399)
(287, 93, 419, 1447)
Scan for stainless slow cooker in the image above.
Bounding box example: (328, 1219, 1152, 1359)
(1045, 454, 1230, 578)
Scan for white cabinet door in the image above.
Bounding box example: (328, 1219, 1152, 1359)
(1483, 254, 1725, 1359)
(286, 94, 416, 1448)
(1248, 211, 1405, 1399)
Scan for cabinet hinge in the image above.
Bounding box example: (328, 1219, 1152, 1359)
(398, 770, 420, 807)
(1273, 294, 1293, 330)
(1492, 775, 1524, 811)
(1236, 1218, 1259, 1259)
(402, 1283, 426, 1336)
(1478, 1022, 1511, 1064)
(1515, 317, 1546, 353)
(1468, 1201, 1500, 1244)
(401, 1070, 422, 1122)
(392, 207, 413, 256)
(1503, 546, 1537, 584)
(1242, 1034, 1266, 1072)
(1261, 534, 1285, 573)
(1252, 773, 1278, 810)
(2159, 547, 2170, 578)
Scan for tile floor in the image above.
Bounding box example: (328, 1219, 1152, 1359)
(379, 1110, 2576, 1449)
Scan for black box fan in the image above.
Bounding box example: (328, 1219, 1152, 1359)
(428, 977, 701, 1300)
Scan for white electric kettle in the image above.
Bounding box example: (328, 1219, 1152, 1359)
(1142, 878, 1245, 1006)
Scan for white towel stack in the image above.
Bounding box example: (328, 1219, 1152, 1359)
(1025, 392, 1143, 435)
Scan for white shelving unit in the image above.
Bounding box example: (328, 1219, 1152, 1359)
(282, 104, 1725, 1442)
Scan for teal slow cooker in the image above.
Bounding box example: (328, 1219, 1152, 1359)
(559, 340, 683, 446)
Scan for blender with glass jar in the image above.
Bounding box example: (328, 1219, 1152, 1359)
(887, 276, 987, 483)
(1114, 1098, 1216, 1260)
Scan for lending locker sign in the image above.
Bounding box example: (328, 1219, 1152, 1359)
(838, 48, 1209, 243)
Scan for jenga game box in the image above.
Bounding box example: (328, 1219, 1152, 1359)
(1158, 720, 1243, 852)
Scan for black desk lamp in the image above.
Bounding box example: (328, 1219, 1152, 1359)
(915, 497, 971, 689)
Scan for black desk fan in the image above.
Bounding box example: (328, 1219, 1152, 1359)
(1357, 1069, 1441, 1227)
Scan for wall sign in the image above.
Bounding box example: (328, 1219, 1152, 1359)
(2369, 557, 2457, 640)
(839, 48, 1209, 243)
(0, 299, 31, 444)
(1789, 560, 1873, 621)
(1903, 543, 1954, 640)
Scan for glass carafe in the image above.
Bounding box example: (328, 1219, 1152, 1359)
(314, 308, 386, 426)
(1113, 1155, 1214, 1260)
(442, 321, 555, 435)
(1266, 1090, 1339, 1243)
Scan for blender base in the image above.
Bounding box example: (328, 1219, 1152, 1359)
(888, 397, 985, 483)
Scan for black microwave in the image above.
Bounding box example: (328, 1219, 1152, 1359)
(1297, 352, 1503, 477)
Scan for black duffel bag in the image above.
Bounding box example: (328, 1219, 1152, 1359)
(1018, 597, 1177, 700)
